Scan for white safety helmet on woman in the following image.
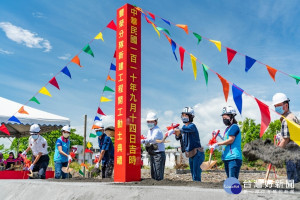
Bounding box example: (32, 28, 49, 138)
(146, 112, 158, 121)
(61, 125, 71, 133)
(221, 106, 237, 116)
(30, 124, 41, 134)
(182, 107, 194, 117)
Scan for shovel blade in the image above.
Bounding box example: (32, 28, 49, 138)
(62, 167, 73, 174)
(200, 160, 217, 170)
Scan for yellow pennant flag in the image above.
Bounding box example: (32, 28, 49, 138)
(190, 54, 197, 80)
(285, 118, 300, 146)
(39, 87, 52, 97)
(100, 96, 112, 102)
(94, 32, 104, 41)
(87, 142, 92, 149)
(151, 23, 160, 38)
(209, 40, 222, 52)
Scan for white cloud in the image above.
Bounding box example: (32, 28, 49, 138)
(0, 48, 13, 55)
(0, 22, 52, 52)
(32, 12, 45, 19)
(58, 53, 71, 60)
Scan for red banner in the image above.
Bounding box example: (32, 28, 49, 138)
(114, 4, 141, 182)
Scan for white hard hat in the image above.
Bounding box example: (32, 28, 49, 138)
(146, 112, 158, 121)
(93, 121, 104, 130)
(182, 107, 194, 117)
(221, 106, 237, 116)
(61, 125, 71, 132)
(272, 93, 290, 106)
(30, 124, 41, 134)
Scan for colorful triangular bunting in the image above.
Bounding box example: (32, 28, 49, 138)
(290, 74, 300, 85)
(39, 87, 52, 97)
(107, 75, 115, 82)
(61, 66, 71, 79)
(71, 55, 83, 67)
(97, 107, 106, 116)
(179, 46, 185, 71)
(8, 116, 21, 124)
(106, 20, 117, 31)
(226, 48, 237, 65)
(217, 73, 230, 102)
(193, 32, 202, 45)
(82, 44, 94, 57)
(255, 98, 271, 138)
(110, 63, 116, 71)
(176, 24, 188, 34)
(209, 40, 221, 52)
(0, 124, 10, 136)
(190, 54, 197, 80)
(29, 96, 40, 104)
(49, 77, 60, 90)
(94, 32, 104, 41)
(245, 56, 256, 72)
(202, 64, 209, 86)
(100, 97, 112, 102)
(103, 86, 114, 92)
(18, 106, 29, 115)
(232, 84, 244, 115)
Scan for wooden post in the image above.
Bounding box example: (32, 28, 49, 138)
(83, 114, 87, 177)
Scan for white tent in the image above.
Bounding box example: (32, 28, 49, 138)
(0, 97, 70, 138)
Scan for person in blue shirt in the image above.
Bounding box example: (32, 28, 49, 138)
(211, 106, 242, 179)
(141, 112, 166, 181)
(54, 125, 72, 179)
(94, 121, 114, 179)
(174, 107, 205, 181)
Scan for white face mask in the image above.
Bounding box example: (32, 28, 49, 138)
(63, 133, 70, 138)
(147, 122, 155, 129)
(32, 135, 39, 140)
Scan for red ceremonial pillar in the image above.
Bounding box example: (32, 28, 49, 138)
(114, 4, 141, 182)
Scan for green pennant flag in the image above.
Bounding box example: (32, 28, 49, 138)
(193, 32, 202, 45)
(156, 27, 171, 36)
(202, 64, 209, 86)
(79, 169, 84, 176)
(290, 74, 300, 84)
(89, 133, 97, 138)
(29, 96, 40, 104)
(82, 44, 94, 57)
(103, 86, 115, 92)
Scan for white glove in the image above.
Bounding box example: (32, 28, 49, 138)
(275, 133, 281, 141)
(167, 129, 175, 137)
(209, 143, 219, 150)
(68, 155, 72, 162)
(29, 164, 34, 171)
(22, 151, 27, 156)
(95, 162, 99, 169)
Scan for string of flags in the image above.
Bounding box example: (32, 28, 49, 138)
(1, 19, 118, 136)
(88, 51, 116, 144)
(140, 8, 299, 143)
(137, 7, 300, 85)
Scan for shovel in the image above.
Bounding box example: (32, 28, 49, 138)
(62, 161, 73, 174)
(201, 148, 217, 170)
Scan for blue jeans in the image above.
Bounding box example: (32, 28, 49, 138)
(224, 159, 242, 179)
(189, 151, 205, 181)
(286, 160, 300, 183)
(55, 161, 68, 179)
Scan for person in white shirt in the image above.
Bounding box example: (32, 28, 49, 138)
(141, 112, 165, 181)
(22, 124, 49, 179)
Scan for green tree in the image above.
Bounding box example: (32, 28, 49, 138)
(239, 118, 260, 149)
(262, 120, 281, 142)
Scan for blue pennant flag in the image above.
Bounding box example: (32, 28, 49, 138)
(94, 116, 101, 121)
(61, 66, 72, 79)
(245, 56, 256, 72)
(232, 84, 244, 115)
(161, 18, 171, 26)
(110, 63, 116, 71)
(171, 40, 178, 61)
(8, 116, 22, 124)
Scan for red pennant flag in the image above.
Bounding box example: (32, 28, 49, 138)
(71, 55, 83, 67)
(147, 12, 155, 21)
(106, 20, 117, 31)
(18, 106, 29, 115)
(113, 51, 116, 58)
(97, 107, 106, 116)
(144, 15, 153, 24)
(49, 77, 60, 90)
(217, 73, 230, 102)
(226, 48, 237, 65)
(255, 98, 271, 138)
(266, 65, 278, 82)
(0, 124, 10, 136)
(179, 46, 185, 71)
(81, 149, 93, 154)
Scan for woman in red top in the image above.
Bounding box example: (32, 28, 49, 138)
(4, 152, 16, 170)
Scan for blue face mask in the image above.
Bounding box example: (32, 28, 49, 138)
(147, 123, 155, 129)
(275, 106, 284, 114)
(181, 117, 189, 123)
(32, 135, 39, 140)
(96, 131, 103, 136)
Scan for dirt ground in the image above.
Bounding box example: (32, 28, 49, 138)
(48, 168, 300, 191)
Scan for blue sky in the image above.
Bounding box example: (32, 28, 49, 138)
(0, 0, 299, 148)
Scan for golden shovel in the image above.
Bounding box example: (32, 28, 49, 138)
(201, 148, 217, 170)
(62, 161, 73, 174)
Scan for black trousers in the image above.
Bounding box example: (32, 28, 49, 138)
(150, 152, 166, 181)
(101, 160, 114, 178)
(32, 155, 49, 179)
